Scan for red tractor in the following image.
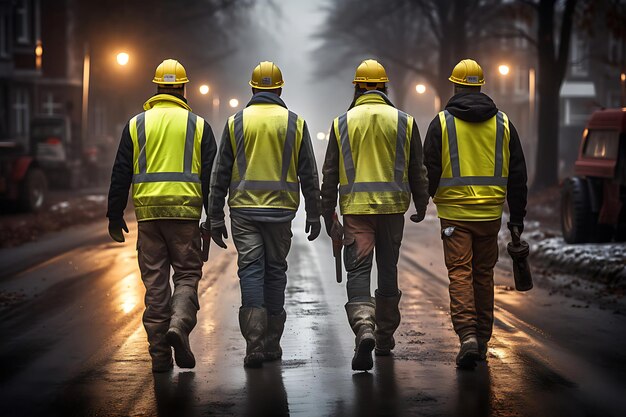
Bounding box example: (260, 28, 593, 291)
(561, 108, 626, 243)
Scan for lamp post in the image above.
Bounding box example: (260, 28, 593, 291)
(415, 83, 440, 114)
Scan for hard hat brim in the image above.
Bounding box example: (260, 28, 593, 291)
(249, 80, 284, 89)
(448, 76, 485, 86)
(153, 78, 189, 85)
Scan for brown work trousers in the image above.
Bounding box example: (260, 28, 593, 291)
(440, 218, 501, 343)
(137, 219, 203, 362)
(343, 214, 405, 301)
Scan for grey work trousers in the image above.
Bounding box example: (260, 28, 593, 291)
(137, 219, 202, 362)
(231, 216, 292, 315)
(343, 214, 405, 302)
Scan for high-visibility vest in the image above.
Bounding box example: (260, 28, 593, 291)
(433, 109, 510, 221)
(227, 103, 305, 210)
(333, 92, 413, 215)
(129, 94, 205, 221)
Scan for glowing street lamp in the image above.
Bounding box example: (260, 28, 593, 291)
(229, 98, 239, 108)
(116, 52, 129, 66)
(498, 64, 510, 76)
(316, 132, 326, 141)
(415, 84, 426, 94)
(199, 85, 210, 95)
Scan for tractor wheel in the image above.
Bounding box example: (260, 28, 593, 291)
(561, 177, 594, 243)
(19, 168, 47, 212)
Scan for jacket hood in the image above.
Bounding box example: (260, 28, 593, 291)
(445, 92, 498, 122)
(349, 90, 395, 110)
(143, 93, 191, 111)
(247, 92, 287, 109)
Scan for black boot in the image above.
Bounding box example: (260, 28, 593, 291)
(265, 309, 287, 361)
(145, 322, 173, 373)
(345, 299, 376, 371)
(166, 327, 195, 369)
(167, 287, 199, 369)
(374, 290, 402, 356)
(239, 307, 267, 368)
(456, 335, 479, 369)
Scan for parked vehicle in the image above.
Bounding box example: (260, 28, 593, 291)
(0, 141, 47, 212)
(561, 108, 626, 243)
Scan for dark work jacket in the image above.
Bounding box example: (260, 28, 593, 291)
(106, 93, 217, 220)
(423, 92, 528, 224)
(208, 92, 321, 227)
(320, 91, 430, 217)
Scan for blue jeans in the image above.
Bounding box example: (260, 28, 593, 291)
(231, 216, 292, 315)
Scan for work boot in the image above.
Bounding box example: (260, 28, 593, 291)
(166, 327, 196, 369)
(145, 322, 173, 373)
(239, 307, 267, 368)
(152, 357, 174, 373)
(456, 335, 479, 369)
(345, 299, 376, 371)
(374, 290, 402, 356)
(478, 339, 488, 360)
(264, 309, 287, 362)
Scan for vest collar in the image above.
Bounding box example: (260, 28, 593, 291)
(246, 91, 288, 109)
(143, 93, 192, 111)
(350, 90, 395, 109)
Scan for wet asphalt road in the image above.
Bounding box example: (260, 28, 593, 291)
(0, 212, 625, 417)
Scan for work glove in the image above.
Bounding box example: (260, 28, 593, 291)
(324, 212, 344, 241)
(305, 220, 321, 241)
(200, 222, 211, 261)
(507, 221, 524, 237)
(211, 224, 228, 249)
(410, 210, 426, 223)
(108, 218, 129, 243)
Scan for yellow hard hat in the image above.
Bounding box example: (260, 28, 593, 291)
(152, 59, 189, 85)
(353, 59, 389, 87)
(449, 59, 485, 86)
(249, 61, 284, 89)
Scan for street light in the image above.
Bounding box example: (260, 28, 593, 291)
(415, 84, 426, 94)
(229, 98, 239, 108)
(116, 52, 129, 66)
(199, 85, 210, 95)
(316, 132, 326, 141)
(498, 64, 510, 76)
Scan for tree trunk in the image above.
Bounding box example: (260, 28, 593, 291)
(534, 82, 561, 189)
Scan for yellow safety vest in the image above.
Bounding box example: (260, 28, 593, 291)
(334, 92, 413, 215)
(129, 94, 205, 221)
(227, 103, 304, 210)
(434, 110, 510, 221)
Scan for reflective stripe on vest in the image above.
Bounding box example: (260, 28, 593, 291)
(434, 110, 510, 221)
(130, 106, 204, 221)
(227, 105, 302, 210)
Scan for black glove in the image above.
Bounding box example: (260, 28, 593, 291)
(200, 222, 211, 261)
(507, 221, 524, 236)
(211, 224, 228, 249)
(323, 213, 334, 237)
(410, 210, 426, 223)
(108, 218, 129, 243)
(305, 220, 321, 241)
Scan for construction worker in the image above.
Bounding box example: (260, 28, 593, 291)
(423, 59, 528, 369)
(208, 61, 321, 368)
(321, 59, 430, 371)
(107, 59, 217, 373)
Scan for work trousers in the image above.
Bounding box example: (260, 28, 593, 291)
(343, 214, 405, 302)
(440, 218, 501, 343)
(231, 216, 292, 315)
(137, 220, 202, 362)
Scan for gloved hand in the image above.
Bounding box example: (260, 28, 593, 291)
(324, 212, 344, 240)
(305, 220, 321, 241)
(200, 222, 211, 261)
(108, 218, 129, 243)
(211, 224, 228, 249)
(410, 210, 426, 223)
(507, 221, 524, 236)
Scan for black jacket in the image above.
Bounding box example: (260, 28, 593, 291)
(423, 92, 528, 224)
(208, 92, 321, 227)
(106, 94, 217, 220)
(320, 91, 430, 217)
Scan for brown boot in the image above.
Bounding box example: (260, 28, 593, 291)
(374, 290, 402, 356)
(264, 309, 287, 361)
(239, 307, 267, 368)
(345, 299, 376, 371)
(456, 335, 479, 369)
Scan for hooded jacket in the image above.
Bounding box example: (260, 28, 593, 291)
(423, 92, 527, 224)
(107, 93, 217, 221)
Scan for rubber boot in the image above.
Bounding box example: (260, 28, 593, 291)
(374, 290, 402, 356)
(345, 299, 376, 371)
(145, 322, 173, 373)
(166, 287, 199, 369)
(264, 309, 287, 362)
(456, 335, 479, 369)
(239, 307, 267, 368)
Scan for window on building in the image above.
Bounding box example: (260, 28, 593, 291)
(13, 88, 30, 136)
(570, 34, 588, 77)
(0, 10, 9, 57)
(564, 99, 592, 126)
(584, 130, 619, 159)
(15, 0, 30, 44)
